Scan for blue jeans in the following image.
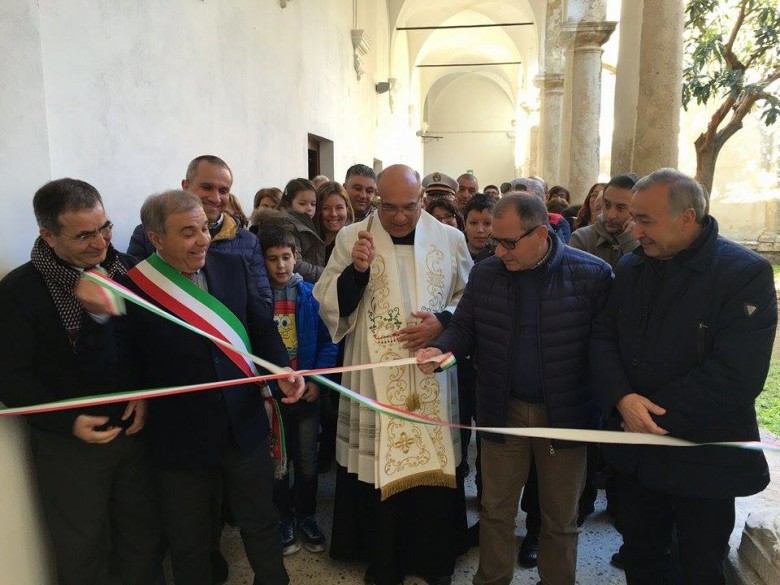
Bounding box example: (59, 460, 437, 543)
(273, 396, 321, 520)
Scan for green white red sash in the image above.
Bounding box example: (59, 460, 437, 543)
(127, 254, 287, 466)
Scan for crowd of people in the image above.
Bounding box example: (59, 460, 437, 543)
(0, 155, 774, 585)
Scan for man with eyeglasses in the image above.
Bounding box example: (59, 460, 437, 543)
(0, 178, 163, 584)
(315, 164, 472, 585)
(418, 193, 612, 585)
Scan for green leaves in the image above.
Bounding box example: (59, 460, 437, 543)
(683, 0, 779, 116)
(685, 0, 779, 189)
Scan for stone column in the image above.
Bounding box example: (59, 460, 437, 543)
(535, 0, 565, 185)
(561, 21, 616, 203)
(610, 0, 643, 174)
(527, 125, 539, 177)
(632, 0, 683, 176)
(535, 74, 565, 185)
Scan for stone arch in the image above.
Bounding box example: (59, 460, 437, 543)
(387, 0, 545, 180)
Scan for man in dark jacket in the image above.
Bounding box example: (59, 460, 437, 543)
(591, 168, 775, 585)
(127, 156, 273, 581)
(0, 178, 163, 585)
(115, 190, 305, 585)
(127, 154, 272, 308)
(418, 193, 612, 585)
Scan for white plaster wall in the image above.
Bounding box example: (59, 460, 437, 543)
(710, 201, 768, 243)
(0, 0, 418, 578)
(423, 74, 516, 187)
(0, 2, 55, 581)
(0, 0, 418, 263)
(0, 0, 52, 276)
(387, 30, 422, 166)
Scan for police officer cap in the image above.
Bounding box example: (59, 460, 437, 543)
(422, 172, 458, 195)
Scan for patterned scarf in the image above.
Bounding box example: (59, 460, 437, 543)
(30, 236, 126, 339)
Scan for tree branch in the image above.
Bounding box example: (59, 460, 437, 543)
(705, 94, 739, 144)
(723, 1, 748, 72)
(714, 92, 760, 151)
(757, 69, 780, 89)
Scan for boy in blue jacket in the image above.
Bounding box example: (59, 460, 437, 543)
(260, 228, 338, 556)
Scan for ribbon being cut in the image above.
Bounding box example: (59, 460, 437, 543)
(0, 267, 775, 457)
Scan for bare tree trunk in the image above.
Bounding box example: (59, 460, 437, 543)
(695, 93, 757, 193)
(694, 134, 719, 193)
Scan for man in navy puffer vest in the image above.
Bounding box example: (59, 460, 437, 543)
(418, 193, 612, 585)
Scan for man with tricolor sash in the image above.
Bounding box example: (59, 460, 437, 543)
(315, 164, 473, 585)
(116, 190, 304, 585)
(0, 178, 164, 585)
(126, 154, 274, 581)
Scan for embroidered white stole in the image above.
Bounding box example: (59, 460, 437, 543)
(365, 213, 458, 499)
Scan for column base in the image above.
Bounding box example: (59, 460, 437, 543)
(726, 511, 780, 585)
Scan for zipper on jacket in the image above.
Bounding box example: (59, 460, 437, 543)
(697, 322, 709, 363)
(535, 275, 557, 453)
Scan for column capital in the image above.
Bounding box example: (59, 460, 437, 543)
(534, 74, 565, 92)
(560, 21, 617, 50)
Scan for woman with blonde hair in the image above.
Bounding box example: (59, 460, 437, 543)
(316, 181, 354, 260)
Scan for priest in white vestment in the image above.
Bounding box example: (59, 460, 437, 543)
(314, 164, 472, 585)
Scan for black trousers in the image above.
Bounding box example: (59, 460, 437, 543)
(158, 440, 288, 585)
(330, 465, 467, 585)
(616, 472, 735, 585)
(32, 428, 163, 585)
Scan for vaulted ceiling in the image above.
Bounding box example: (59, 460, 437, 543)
(387, 0, 546, 117)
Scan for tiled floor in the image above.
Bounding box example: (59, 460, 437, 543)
(219, 441, 629, 585)
(215, 428, 780, 584)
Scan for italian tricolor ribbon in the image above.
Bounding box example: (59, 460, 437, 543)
(3, 268, 773, 454)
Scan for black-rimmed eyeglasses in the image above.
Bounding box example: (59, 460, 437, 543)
(487, 225, 541, 250)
